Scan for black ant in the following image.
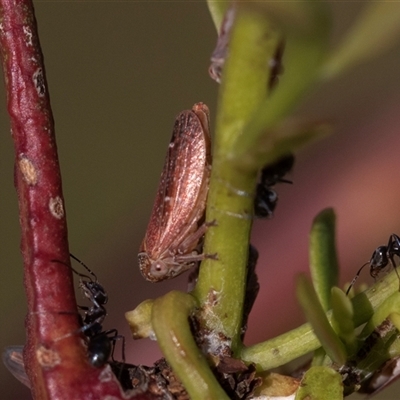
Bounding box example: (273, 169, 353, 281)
(346, 234, 400, 295)
(254, 154, 295, 218)
(67, 254, 125, 368)
(3, 256, 126, 390)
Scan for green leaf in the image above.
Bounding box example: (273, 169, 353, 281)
(331, 287, 357, 355)
(207, 0, 230, 32)
(241, 267, 400, 370)
(390, 312, 400, 332)
(296, 274, 347, 365)
(295, 366, 343, 400)
(234, 118, 331, 172)
(231, 2, 332, 171)
(309, 208, 339, 311)
(321, 2, 400, 80)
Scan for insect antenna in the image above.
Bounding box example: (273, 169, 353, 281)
(346, 261, 370, 296)
(70, 253, 98, 282)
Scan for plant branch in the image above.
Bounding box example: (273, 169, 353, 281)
(152, 291, 229, 400)
(193, 5, 276, 354)
(0, 1, 150, 398)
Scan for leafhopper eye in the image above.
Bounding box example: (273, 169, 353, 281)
(149, 260, 169, 279)
(138, 103, 213, 282)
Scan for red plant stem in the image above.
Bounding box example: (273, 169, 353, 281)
(0, 2, 150, 399)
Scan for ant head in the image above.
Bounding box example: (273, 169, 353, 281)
(254, 186, 277, 218)
(369, 246, 389, 278)
(260, 154, 295, 187)
(80, 281, 108, 307)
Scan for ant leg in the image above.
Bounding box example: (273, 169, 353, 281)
(106, 329, 126, 382)
(388, 256, 400, 291)
(387, 235, 400, 290)
(107, 329, 125, 365)
(390, 234, 400, 256)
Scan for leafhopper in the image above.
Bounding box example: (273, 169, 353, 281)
(138, 103, 213, 282)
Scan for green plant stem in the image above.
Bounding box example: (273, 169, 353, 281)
(152, 291, 229, 400)
(241, 268, 399, 370)
(193, 7, 276, 353)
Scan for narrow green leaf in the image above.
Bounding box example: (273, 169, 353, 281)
(206, 0, 230, 32)
(297, 274, 347, 365)
(152, 291, 229, 400)
(312, 347, 327, 367)
(389, 312, 400, 333)
(241, 267, 399, 370)
(331, 287, 357, 355)
(231, 2, 331, 171)
(309, 208, 339, 311)
(233, 118, 331, 172)
(321, 2, 400, 80)
(295, 366, 343, 400)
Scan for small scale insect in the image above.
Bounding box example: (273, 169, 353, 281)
(138, 103, 215, 282)
(254, 154, 295, 218)
(346, 234, 400, 295)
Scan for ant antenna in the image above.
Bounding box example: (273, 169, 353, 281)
(346, 262, 369, 295)
(70, 253, 98, 281)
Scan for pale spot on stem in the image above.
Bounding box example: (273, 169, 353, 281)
(19, 157, 37, 185)
(49, 196, 64, 219)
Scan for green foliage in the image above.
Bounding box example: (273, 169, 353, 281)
(295, 366, 343, 400)
(126, 2, 400, 398)
(310, 208, 339, 311)
(296, 274, 347, 366)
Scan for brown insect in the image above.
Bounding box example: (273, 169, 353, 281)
(138, 103, 213, 282)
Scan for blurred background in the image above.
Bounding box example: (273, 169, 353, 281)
(1, 2, 400, 399)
